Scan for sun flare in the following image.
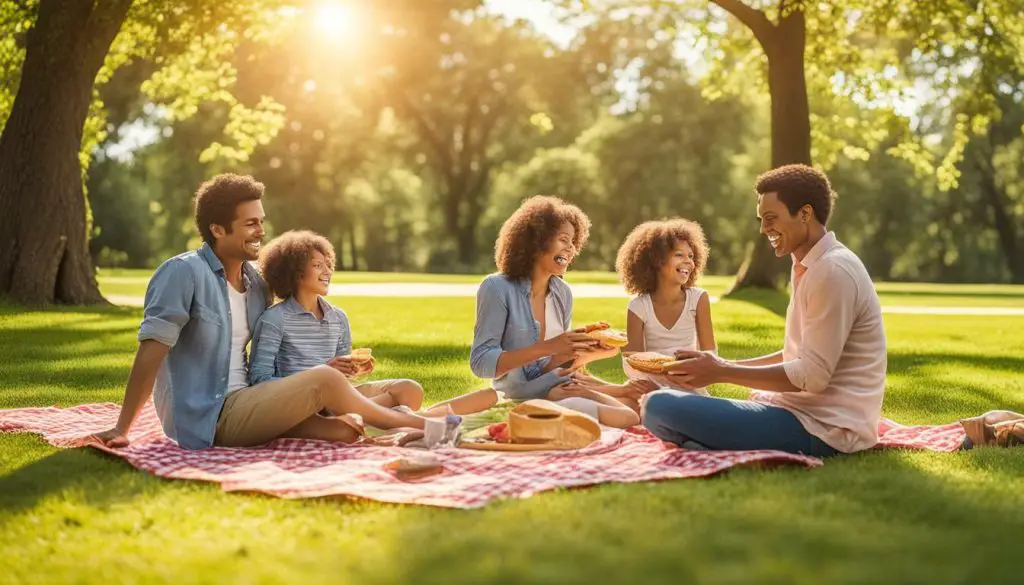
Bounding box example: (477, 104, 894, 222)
(313, 2, 355, 39)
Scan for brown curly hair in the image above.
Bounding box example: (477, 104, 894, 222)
(494, 196, 591, 280)
(258, 230, 336, 300)
(754, 164, 837, 225)
(193, 174, 265, 245)
(615, 218, 709, 295)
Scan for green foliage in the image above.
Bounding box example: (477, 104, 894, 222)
(5, 0, 1023, 282)
(0, 0, 34, 131)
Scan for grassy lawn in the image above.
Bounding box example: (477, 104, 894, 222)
(2, 291, 1023, 584)
(97, 269, 1024, 308)
(97, 268, 633, 286)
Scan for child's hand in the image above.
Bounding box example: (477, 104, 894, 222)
(622, 378, 659, 399)
(327, 356, 360, 377)
(357, 358, 375, 377)
(576, 342, 621, 365)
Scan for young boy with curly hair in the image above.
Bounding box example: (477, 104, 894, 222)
(615, 218, 718, 399)
(250, 230, 494, 426)
(94, 176, 423, 449)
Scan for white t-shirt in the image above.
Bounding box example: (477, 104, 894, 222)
(544, 294, 564, 341)
(226, 285, 251, 394)
(627, 287, 706, 355)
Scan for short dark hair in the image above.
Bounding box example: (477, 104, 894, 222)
(615, 219, 709, 295)
(494, 195, 591, 280)
(193, 174, 265, 245)
(259, 230, 336, 300)
(754, 164, 837, 225)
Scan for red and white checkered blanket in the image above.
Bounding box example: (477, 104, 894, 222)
(0, 402, 965, 508)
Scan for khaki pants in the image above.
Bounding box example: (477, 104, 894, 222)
(215, 377, 409, 447)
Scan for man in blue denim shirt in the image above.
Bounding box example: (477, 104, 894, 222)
(94, 174, 375, 449)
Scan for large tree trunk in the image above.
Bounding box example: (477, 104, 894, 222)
(442, 183, 482, 268)
(975, 150, 1024, 283)
(727, 6, 812, 293)
(0, 0, 132, 305)
(456, 223, 478, 267)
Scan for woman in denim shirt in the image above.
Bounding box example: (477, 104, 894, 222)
(469, 196, 640, 428)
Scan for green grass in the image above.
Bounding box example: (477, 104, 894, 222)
(97, 269, 1024, 309)
(97, 268, 639, 285)
(2, 292, 1023, 584)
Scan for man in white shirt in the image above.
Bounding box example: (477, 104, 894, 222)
(641, 164, 887, 456)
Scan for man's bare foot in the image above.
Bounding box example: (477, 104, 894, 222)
(333, 414, 365, 443)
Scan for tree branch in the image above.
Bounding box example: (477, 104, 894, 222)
(709, 0, 775, 51)
(393, 90, 455, 185)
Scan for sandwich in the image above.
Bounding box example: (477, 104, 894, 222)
(348, 348, 373, 363)
(625, 351, 679, 374)
(582, 321, 629, 347)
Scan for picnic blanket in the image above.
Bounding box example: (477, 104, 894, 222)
(0, 401, 965, 509)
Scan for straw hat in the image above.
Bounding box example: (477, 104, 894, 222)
(459, 399, 601, 452)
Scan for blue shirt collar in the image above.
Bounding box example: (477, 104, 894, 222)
(199, 242, 256, 288)
(198, 242, 223, 273)
(283, 295, 339, 322)
(512, 275, 563, 297)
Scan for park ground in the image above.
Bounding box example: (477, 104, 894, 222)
(1, 271, 1023, 584)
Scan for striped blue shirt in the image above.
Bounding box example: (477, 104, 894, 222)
(248, 296, 351, 385)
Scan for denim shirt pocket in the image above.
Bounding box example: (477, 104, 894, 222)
(192, 303, 223, 325)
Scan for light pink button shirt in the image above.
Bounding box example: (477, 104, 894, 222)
(754, 232, 887, 453)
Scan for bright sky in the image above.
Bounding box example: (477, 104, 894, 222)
(485, 0, 576, 46)
(107, 0, 574, 162)
(104, 0, 919, 161)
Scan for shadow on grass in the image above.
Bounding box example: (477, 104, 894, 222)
(378, 450, 1024, 584)
(0, 316, 140, 402)
(884, 352, 1024, 419)
(0, 301, 140, 318)
(0, 437, 170, 518)
(721, 287, 790, 318)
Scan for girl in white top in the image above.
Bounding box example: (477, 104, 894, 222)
(616, 219, 717, 401)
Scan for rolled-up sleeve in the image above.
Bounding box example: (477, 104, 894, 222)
(334, 309, 352, 358)
(783, 266, 857, 393)
(470, 278, 508, 379)
(138, 260, 194, 347)
(249, 311, 283, 385)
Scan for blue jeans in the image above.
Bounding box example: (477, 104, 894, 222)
(641, 390, 840, 457)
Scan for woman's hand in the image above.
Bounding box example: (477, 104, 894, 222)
(553, 342, 621, 376)
(543, 329, 597, 358)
